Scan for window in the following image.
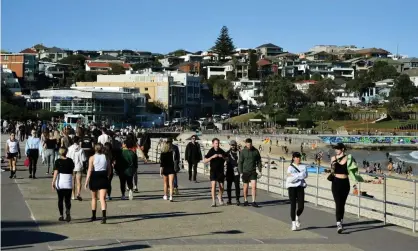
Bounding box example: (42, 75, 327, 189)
(4, 55, 8, 60)
(57, 54, 63, 58)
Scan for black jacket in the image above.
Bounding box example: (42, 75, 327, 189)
(185, 142, 202, 163)
(139, 133, 151, 150)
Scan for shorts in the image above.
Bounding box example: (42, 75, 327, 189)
(242, 172, 257, 183)
(210, 171, 225, 183)
(7, 152, 18, 159)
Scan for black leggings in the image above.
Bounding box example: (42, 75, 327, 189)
(107, 172, 114, 197)
(331, 177, 350, 222)
(57, 189, 72, 216)
(119, 173, 133, 196)
(226, 175, 240, 201)
(28, 149, 39, 176)
(188, 162, 198, 181)
(288, 186, 305, 221)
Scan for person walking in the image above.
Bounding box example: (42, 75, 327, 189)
(44, 132, 58, 175)
(204, 138, 227, 207)
(330, 143, 350, 234)
(185, 135, 202, 182)
(67, 136, 86, 201)
(97, 128, 111, 145)
(167, 138, 180, 195)
(225, 140, 241, 206)
(84, 143, 111, 224)
(139, 129, 151, 163)
(104, 142, 115, 200)
(159, 142, 176, 202)
(52, 147, 74, 222)
(5, 132, 21, 179)
(116, 140, 137, 200)
(286, 152, 308, 231)
(238, 138, 262, 207)
(25, 130, 42, 179)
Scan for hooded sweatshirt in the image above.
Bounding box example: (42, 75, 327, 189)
(67, 143, 86, 171)
(286, 163, 308, 188)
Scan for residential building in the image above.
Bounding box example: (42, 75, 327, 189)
(89, 54, 124, 63)
(159, 56, 185, 67)
(308, 62, 333, 79)
(293, 80, 317, 94)
(309, 45, 358, 54)
(399, 57, 418, 71)
(27, 87, 146, 124)
(205, 65, 227, 79)
(135, 51, 154, 63)
(169, 71, 202, 117)
(305, 51, 335, 61)
(39, 61, 71, 79)
(0, 53, 37, 82)
(334, 88, 361, 106)
(355, 48, 389, 58)
(73, 50, 100, 58)
(179, 54, 204, 62)
(331, 62, 355, 79)
(404, 69, 418, 87)
(20, 48, 38, 56)
(367, 58, 405, 73)
(222, 60, 249, 79)
(257, 58, 278, 79)
(98, 50, 119, 58)
(176, 61, 201, 75)
(344, 57, 370, 73)
(256, 43, 283, 58)
(38, 47, 69, 62)
(85, 62, 132, 72)
(1, 68, 22, 95)
(232, 79, 263, 106)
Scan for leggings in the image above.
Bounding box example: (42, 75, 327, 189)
(57, 189, 72, 216)
(331, 177, 350, 222)
(119, 173, 133, 196)
(173, 173, 178, 188)
(288, 186, 305, 221)
(226, 175, 240, 201)
(188, 162, 198, 181)
(107, 171, 114, 197)
(28, 149, 39, 176)
(133, 168, 138, 189)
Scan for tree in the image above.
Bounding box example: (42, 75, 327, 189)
(390, 74, 417, 101)
(248, 50, 259, 79)
(132, 61, 162, 71)
(169, 49, 189, 57)
(109, 63, 126, 75)
(298, 107, 315, 128)
(211, 26, 235, 61)
(368, 61, 399, 82)
(311, 73, 322, 81)
(307, 79, 336, 105)
(386, 97, 405, 119)
(59, 55, 86, 69)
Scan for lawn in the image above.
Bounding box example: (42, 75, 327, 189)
(226, 112, 263, 123)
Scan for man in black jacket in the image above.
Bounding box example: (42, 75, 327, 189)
(185, 135, 202, 182)
(226, 140, 241, 206)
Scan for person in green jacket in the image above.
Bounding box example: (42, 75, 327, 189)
(116, 140, 138, 201)
(238, 138, 262, 207)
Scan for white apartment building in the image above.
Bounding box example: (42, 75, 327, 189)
(232, 79, 263, 106)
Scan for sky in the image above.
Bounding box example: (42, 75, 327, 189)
(1, 0, 417, 56)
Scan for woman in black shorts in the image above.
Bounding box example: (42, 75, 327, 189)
(5, 133, 21, 179)
(84, 143, 111, 223)
(160, 142, 176, 202)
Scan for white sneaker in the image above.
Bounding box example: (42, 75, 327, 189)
(337, 223, 343, 234)
(291, 222, 297, 231)
(163, 195, 168, 200)
(295, 220, 301, 228)
(169, 196, 173, 202)
(128, 190, 133, 200)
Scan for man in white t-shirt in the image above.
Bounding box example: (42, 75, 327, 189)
(97, 128, 111, 145)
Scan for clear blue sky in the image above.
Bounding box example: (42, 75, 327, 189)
(1, 0, 417, 56)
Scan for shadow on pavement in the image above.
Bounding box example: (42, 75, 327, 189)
(2, 220, 62, 228)
(98, 245, 151, 250)
(1, 229, 67, 248)
(303, 219, 392, 231)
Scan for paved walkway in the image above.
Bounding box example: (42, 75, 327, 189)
(1, 137, 418, 251)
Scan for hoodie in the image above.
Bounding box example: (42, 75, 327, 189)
(286, 163, 308, 188)
(67, 143, 86, 171)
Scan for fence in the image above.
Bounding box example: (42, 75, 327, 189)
(148, 139, 417, 232)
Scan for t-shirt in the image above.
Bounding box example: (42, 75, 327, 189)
(205, 147, 226, 173)
(7, 139, 19, 153)
(54, 158, 75, 190)
(44, 139, 57, 150)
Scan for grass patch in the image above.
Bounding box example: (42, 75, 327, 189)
(227, 112, 264, 123)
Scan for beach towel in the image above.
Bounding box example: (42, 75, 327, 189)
(347, 154, 364, 182)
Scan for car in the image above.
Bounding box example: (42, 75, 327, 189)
(164, 121, 171, 126)
(221, 113, 229, 120)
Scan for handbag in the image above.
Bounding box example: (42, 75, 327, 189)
(327, 173, 335, 181)
(24, 158, 30, 167)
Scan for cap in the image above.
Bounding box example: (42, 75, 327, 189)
(332, 142, 346, 150)
(292, 152, 302, 158)
(229, 140, 237, 146)
(245, 138, 252, 143)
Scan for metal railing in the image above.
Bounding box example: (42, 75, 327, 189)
(148, 139, 417, 232)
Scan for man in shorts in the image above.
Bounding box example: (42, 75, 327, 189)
(238, 138, 262, 207)
(204, 138, 226, 207)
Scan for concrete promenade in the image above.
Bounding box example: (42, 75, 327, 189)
(1, 136, 417, 250)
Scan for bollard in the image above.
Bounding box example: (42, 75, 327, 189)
(281, 159, 285, 197)
(315, 165, 319, 206)
(267, 155, 271, 193)
(413, 179, 417, 233)
(383, 174, 387, 225)
(357, 182, 361, 218)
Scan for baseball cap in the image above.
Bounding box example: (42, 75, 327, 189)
(332, 143, 346, 150)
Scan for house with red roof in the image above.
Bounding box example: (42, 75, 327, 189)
(20, 48, 38, 55)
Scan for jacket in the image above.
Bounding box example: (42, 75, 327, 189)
(185, 142, 202, 163)
(286, 163, 308, 188)
(119, 148, 138, 177)
(347, 154, 364, 182)
(238, 146, 261, 174)
(139, 133, 151, 150)
(66, 144, 86, 170)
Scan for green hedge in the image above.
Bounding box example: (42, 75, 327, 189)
(1, 101, 63, 121)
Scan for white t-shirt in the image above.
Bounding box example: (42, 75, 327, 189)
(97, 134, 110, 145)
(7, 139, 19, 153)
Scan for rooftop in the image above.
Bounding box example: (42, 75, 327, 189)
(355, 47, 390, 54)
(256, 43, 281, 49)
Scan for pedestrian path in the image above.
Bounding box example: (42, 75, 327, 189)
(1, 136, 417, 250)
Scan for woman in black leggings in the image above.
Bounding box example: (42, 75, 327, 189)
(330, 143, 350, 234)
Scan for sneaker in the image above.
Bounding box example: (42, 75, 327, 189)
(121, 195, 127, 200)
(236, 200, 241, 206)
(211, 202, 217, 207)
(58, 216, 65, 221)
(77, 195, 82, 201)
(295, 220, 301, 228)
(128, 190, 133, 200)
(133, 188, 139, 193)
(46, 172, 49, 175)
(65, 214, 71, 222)
(29, 174, 32, 179)
(169, 196, 173, 202)
(243, 201, 249, 206)
(291, 222, 297, 231)
(252, 202, 259, 208)
(163, 195, 168, 200)
(9, 174, 13, 179)
(72, 196, 75, 200)
(32, 176, 36, 179)
(89, 216, 97, 222)
(101, 217, 107, 224)
(337, 223, 343, 234)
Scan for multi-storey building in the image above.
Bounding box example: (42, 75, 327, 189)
(39, 47, 70, 62)
(0, 53, 37, 82)
(256, 43, 283, 58)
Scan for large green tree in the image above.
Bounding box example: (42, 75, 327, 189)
(307, 79, 336, 105)
(211, 26, 235, 60)
(59, 55, 86, 69)
(109, 63, 126, 75)
(390, 74, 417, 101)
(368, 61, 399, 82)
